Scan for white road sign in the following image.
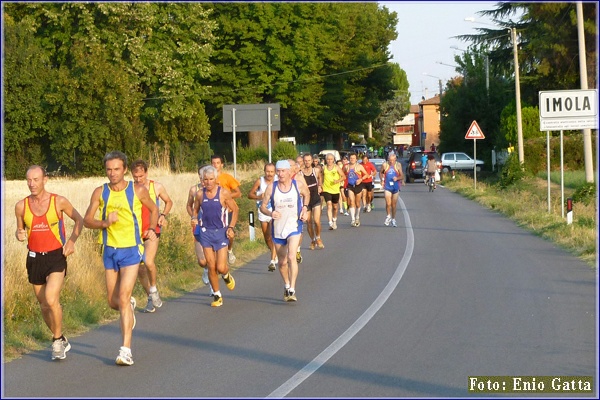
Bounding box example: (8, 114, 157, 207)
(465, 120, 485, 139)
(539, 89, 597, 130)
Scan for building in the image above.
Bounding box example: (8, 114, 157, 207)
(418, 95, 441, 150)
(392, 105, 421, 147)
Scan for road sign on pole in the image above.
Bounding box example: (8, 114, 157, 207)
(465, 120, 485, 139)
(539, 89, 597, 131)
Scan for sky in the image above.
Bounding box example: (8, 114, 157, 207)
(381, 1, 500, 105)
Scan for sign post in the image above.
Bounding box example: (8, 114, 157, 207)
(539, 89, 597, 219)
(465, 120, 485, 189)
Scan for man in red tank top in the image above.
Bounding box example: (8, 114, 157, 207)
(14, 165, 84, 361)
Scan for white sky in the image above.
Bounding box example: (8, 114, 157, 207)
(381, 1, 499, 104)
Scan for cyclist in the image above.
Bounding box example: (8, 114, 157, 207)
(424, 154, 438, 190)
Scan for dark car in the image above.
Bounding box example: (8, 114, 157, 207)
(405, 151, 441, 183)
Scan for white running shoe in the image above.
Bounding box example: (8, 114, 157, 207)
(367, 205, 372, 212)
(384, 215, 392, 226)
(115, 346, 134, 366)
(228, 250, 236, 265)
(202, 267, 209, 285)
(150, 291, 162, 308)
(392, 219, 397, 227)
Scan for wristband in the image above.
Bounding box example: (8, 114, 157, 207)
(148, 228, 156, 233)
(227, 226, 234, 230)
(161, 213, 167, 218)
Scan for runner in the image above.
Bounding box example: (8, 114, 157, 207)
(380, 152, 404, 227)
(337, 158, 349, 216)
(343, 153, 368, 227)
(14, 165, 84, 360)
(247, 163, 278, 271)
(322, 153, 346, 230)
(130, 159, 173, 313)
(186, 166, 210, 292)
(260, 160, 310, 302)
(83, 151, 159, 366)
(191, 166, 238, 307)
(292, 157, 306, 264)
(302, 154, 324, 249)
(361, 155, 377, 212)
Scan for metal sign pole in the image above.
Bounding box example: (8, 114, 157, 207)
(232, 108, 237, 179)
(560, 130, 564, 219)
(268, 107, 272, 163)
(546, 130, 551, 213)
(473, 138, 477, 189)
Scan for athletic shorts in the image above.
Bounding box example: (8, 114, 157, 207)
(322, 192, 340, 204)
(272, 220, 303, 245)
(385, 187, 400, 195)
(307, 193, 321, 210)
(26, 248, 67, 285)
(257, 208, 272, 223)
(103, 245, 143, 271)
(363, 182, 374, 191)
(198, 226, 229, 251)
(347, 183, 364, 195)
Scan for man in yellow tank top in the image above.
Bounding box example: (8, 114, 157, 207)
(83, 151, 159, 366)
(14, 165, 84, 361)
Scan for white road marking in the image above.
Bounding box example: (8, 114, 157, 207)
(267, 196, 414, 398)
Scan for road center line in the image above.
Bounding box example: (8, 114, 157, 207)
(267, 196, 415, 398)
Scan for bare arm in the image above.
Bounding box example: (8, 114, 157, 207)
(296, 180, 310, 221)
(155, 181, 173, 227)
(186, 184, 198, 218)
(259, 183, 274, 217)
(247, 178, 262, 201)
(83, 186, 115, 230)
(229, 185, 242, 199)
(14, 200, 27, 242)
(135, 184, 159, 240)
(55, 195, 84, 256)
(191, 190, 203, 229)
(221, 188, 239, 240)
(336, 166, 347, 183)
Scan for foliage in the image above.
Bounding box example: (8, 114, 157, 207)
(570, 182, 595, 206)
(271, 141, 298, 162)
(498, 152, 527, 188)
(236, 144, 269, 165)
(500, 103, 543, 146)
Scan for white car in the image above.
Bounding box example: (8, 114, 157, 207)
(441, 152, 484, 172)
(318, 150, 341, 162)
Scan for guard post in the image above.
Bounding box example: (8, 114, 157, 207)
(249, 211, 256, 241)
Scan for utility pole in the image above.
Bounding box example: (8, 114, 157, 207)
(577, 2, 595, 183)
(511, 27, 525, 165)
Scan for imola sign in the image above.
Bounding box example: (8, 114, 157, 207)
(539, 89, 597, 130)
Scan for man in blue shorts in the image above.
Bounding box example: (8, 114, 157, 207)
(380, 152, 404, 227)
(84, 151, 159, 366)
(260, 160, 310, 302)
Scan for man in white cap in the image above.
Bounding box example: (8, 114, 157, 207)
(260, 159, 310, 302)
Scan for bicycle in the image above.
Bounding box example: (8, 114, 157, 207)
(427, 173, 436, 192)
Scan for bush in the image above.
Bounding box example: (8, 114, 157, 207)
(271, 141, 298, 161)
(571, 182, 595, 205)
(236, 144, 268, 164)
(498, 153, 527, 189)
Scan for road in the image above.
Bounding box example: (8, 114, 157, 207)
(3, 170, 597, 398)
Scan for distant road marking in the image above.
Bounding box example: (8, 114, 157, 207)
(267, 196, 415, 398)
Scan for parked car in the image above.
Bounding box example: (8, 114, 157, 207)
(351, 144, 368, 156)
(405, 151, 441, 183)
(441, 152, 484, 172)
(319, 149, 341, 162)
(361, 157, 385, 195)
(408, 146, 423, 156)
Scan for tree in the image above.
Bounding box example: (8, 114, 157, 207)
(372, 63, 411, 143)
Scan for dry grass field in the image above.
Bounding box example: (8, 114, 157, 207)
(2, 163, 265, 360)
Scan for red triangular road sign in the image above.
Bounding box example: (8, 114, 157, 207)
(465, 120, 485, 139)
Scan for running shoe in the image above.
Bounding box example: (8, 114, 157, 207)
(287, 290, 297, 302)
(268, 260, 277, 271)
(202, 267, 209, 285)
(151, 291, 162, 308)
(143, 295, 155, 313)
(316, 238, 324, 249)
(363, 206, 368, 212)
(328, 221, 334, 230)
(332, 220, 337, 230)
(283, 289, 291, 302)
(355, 219, 361, 227)
(309, 240, 316, 250)
(51, 337, 71, 360)
(115, 346, 134, 366)
(351, 220, 356, 227)
(384, 215, 392, 226)
(367, 205, 372, 213)
(296, 250, 303, 264)
(391, 219, 397, 227)
(130, 297, 137, 330)
(223, 273, 236, 290)
(211, 294, 223, 307)
(228, 250, 236, 265)
(343, 211, 349, 216)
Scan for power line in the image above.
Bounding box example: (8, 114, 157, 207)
(141, 62, 390, 101)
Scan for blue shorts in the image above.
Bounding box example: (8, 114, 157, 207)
(198, 227, 229, 251)
(103, 245, 143, 271)
(272, 220, 303, 245)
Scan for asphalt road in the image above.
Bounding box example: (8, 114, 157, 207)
(3, 173, 597, 398)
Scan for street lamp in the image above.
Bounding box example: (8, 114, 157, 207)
(465, 17, 523, 164)
(422, 73, 443, 98)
